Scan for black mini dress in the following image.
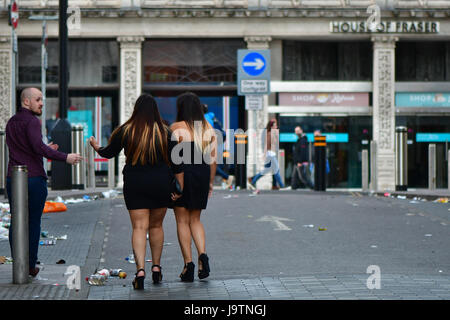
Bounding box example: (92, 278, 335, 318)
(97, 128, 183, 210)
(171, 141, 210, 210)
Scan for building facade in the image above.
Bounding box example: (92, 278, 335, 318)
(1, 0, 449, 190)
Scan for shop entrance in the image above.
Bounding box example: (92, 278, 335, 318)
(279, 115, 372, 188)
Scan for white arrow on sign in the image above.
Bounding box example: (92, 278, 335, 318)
(256, 215, 294, 231)
(243, 58, 265, 70)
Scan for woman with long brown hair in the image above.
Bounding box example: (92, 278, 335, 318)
(89, 94, 183, 290)
(248, 118, 285, 189)
(170, 92, 217, 282)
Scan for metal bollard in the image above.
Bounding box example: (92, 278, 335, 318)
(108, 157, 115, 189)
(429, 144, 436, 190)
(0, 132, 6, 195)
(11, 165, 29, 284)
(85, 139, 95, 189)
(362, 149, 369, 192)
(234, 131, 247, 189)
(370, 140, 377, 192)
(395, 127, 408, 191)
(71, 125, 85, 189)
(313, 135, 327, 191)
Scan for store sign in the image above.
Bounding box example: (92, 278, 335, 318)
(396, 93, 450, 107)
(280, 133, 349, 143)
(330, 21, 439, 34)
(279, 93, 369, 107)
(416, 133, 450, 143)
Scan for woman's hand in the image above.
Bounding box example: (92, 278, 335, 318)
(208, 183, 213, 198)
(89, 136, 100, 152)
(171, 193, 182, 201)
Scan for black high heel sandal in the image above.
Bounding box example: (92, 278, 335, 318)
(152, 265, 163, 284)
(132, 268, 145, 290)
(180, 262, 195, 282)
(198, 253, 210, 280)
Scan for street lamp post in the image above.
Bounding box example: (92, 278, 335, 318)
(28, 15, 58, 174)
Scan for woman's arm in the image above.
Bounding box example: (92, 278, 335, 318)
(89, 128, 123, 159)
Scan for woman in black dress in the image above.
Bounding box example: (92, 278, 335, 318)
(170, 92, 217, 282)
(89, 94, 183, 289)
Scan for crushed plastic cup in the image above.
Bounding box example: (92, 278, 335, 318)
(118, 271, 127, 279)
(87, 274, 107, 286)
(303, 224, 314, 228)
(397, 195, 407, 200)
(97, 268, 110, 277)
(109, 269, 123, 277)
(435, 197, 449, 203)
(384, 192, 390, 197)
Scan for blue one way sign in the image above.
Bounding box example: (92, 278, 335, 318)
(237, 49, 271, 96)
(242, 52, 266, 76)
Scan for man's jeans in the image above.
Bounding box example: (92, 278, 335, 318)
(7, 176, 48, 269)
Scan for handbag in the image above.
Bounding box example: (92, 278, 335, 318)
(171, 177, 183, 195)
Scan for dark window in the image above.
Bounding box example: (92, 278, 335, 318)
(143, 40, 246, 85)
(19, 66, 59, 84)
(396, 42, 449, 81)
(102, 66, 118, 83)
(283, 41, 372, 81)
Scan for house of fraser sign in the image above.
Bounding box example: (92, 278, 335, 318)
(330, 21, 439, 34)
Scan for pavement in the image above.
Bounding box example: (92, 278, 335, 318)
(0, 184, 449, 302)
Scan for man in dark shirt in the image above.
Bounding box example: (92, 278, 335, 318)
(6, 87, 82, 277)
(291, 126, 313, 189)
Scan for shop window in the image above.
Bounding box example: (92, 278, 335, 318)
(143, 40, 245, 84)
(102, 66, 118, 83)
(283, 41, 372, 81)
(396, 42, 448, 81)
(18, 39, 119, 86)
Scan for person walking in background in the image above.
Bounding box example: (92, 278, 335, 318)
(170, 93, 217, 282)
(89, 94, 184, 290)
(248, 118, 285, 190)
(202, 104, 233, 189)
(291, 126, 314, 190)
(6, 87, 83, 278)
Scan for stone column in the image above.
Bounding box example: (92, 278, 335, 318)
(245, 36, 272, 190)
(117, 36, 144, 187)
(0, 36, 13, 131)
(371, 36, 398, 191)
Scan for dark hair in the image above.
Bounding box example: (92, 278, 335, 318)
(110, 93, 169, 166)
(266, 118, 277, 132)
(176, 92, 213, 151)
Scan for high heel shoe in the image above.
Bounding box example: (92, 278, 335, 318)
(180, 262, 195, 282)
(152, 265, 163, 284)
(198, 253, 210, 280)
(132, 268, 145, 290)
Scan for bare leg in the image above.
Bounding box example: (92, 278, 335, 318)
(148, 208, 167, 272)
(189, 209, 206, 256)
(174, 206, 193, 265)
(129, 209, 150, 277)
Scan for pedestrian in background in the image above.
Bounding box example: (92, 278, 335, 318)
(248, 118, 285, 190)
(90, 94, 184, 290)
(202, 104, 233, 189)
(6, 87, 82, 278)
(170, 92, 217, 282)
(291, 126, 314, 189)
(310, 129, 330, 186)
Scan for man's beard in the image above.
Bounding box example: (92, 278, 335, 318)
(31, 109, 42, 116)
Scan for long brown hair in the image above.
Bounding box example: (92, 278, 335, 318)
(176, 92, 213, 152)
(109, 94, 169, 166)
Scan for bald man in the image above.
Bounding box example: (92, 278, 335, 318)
(6, 87, 82, 277)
